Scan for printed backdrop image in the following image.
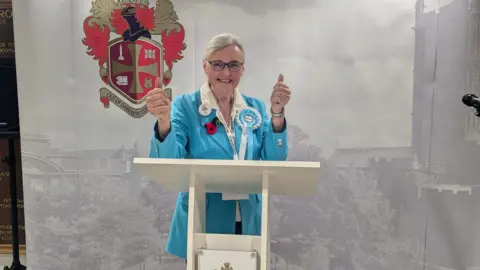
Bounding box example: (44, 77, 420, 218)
(10, 0, 480, 269)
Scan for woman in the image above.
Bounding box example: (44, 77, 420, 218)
(146, 33, 291, 259)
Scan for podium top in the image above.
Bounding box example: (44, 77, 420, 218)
(134, 158, 320, 196)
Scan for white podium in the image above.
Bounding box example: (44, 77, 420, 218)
(134, 158, 320, 270)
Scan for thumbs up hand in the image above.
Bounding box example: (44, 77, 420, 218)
(270, 73, 291, 113)
(146, 77, 171, 136)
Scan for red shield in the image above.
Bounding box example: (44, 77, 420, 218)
(107, 37, 163, 104)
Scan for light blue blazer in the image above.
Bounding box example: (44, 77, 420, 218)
(149, 85, 288, 259)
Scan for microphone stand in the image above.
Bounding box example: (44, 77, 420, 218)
(0, 130, 26, 270)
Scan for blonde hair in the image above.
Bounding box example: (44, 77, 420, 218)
(204, 33, 244, 59)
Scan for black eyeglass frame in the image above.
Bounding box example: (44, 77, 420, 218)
(206, 60, 244, 72)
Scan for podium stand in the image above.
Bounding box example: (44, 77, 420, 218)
(134, 158, 320, 270)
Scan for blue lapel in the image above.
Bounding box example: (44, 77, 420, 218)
(199, 109, 233, 156)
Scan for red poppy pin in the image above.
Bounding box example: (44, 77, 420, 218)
(205, 117, 221, 135)
(205, 122, 217, 135)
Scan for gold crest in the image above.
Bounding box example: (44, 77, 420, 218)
(221, 262, 233, 270)
(82, 0, 186, 118)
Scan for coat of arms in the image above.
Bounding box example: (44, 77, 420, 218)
(82, 0, 186, 118)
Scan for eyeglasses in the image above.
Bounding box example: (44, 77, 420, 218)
(207, 60, 243, 72)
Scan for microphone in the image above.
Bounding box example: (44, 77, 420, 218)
(462, 94, 480, 117)
(462, 93, 480, 108)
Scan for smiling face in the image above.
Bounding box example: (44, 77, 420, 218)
(203, 44, 244, 98)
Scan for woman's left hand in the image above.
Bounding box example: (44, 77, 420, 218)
(270, 73, 291, 113)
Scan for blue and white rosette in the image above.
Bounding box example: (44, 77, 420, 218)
(235, 107, 262, 130)
(236, 107, 262, 160)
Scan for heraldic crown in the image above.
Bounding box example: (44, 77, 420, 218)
(82, 0, 186, 118)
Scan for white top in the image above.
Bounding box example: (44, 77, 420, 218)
(133, 158, 321, 195)
(236, 203, 241, 221)
(200, 83, 249, 221)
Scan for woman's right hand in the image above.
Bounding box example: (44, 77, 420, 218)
(146, 78, 171, 137)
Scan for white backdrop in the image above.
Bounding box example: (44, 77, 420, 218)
(11, 0, 480, 269)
